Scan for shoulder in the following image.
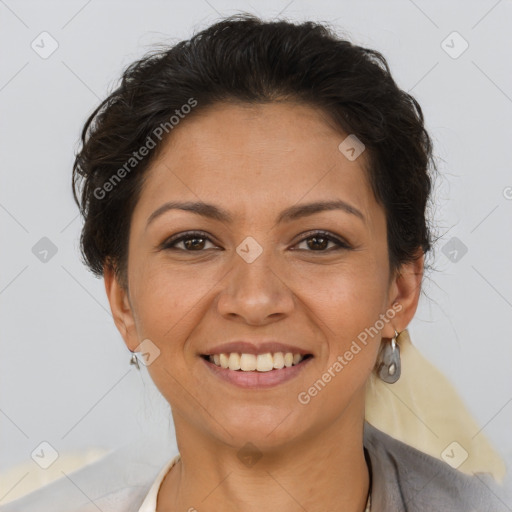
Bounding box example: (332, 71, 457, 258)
(363, 421, 505, 512)
(0, 436, 173, 512)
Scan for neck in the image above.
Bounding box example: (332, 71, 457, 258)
(157, 404, 370, 512)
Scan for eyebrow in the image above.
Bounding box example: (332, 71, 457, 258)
(146, 199, 365, 229)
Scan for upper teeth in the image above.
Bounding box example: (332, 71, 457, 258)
(208, 352, 305, 372)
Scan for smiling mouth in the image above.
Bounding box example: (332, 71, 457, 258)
(200, 352, 313, 372)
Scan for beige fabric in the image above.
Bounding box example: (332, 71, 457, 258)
(365, 328, 506, 482)
(0, 449, 109, 504)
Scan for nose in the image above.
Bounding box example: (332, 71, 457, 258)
(216, 247, 295, 326)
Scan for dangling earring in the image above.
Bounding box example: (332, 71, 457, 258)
(129, 351, 140, 370)
(375, 329, 401, 383)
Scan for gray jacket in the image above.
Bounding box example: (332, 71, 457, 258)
(1, 421, 508, 511)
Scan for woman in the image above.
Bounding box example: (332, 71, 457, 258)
(2, 13, 505, 512)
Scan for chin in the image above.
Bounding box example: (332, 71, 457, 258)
(214, 406, 304, 448)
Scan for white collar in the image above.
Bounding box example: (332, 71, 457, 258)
(137, 454, 181, 511)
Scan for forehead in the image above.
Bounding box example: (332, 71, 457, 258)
(134, 102, 381, 228)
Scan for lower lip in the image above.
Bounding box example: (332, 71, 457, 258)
(201, 356, 313, 389)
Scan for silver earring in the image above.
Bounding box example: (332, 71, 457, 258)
(376, 330, 401, 383)
(130, 352, 140, 370)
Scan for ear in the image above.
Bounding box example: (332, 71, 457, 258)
(103, 264, 139, 351)
(382, 248, 424, 338)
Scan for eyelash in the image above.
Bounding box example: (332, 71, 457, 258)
(160, 230, 351, 253)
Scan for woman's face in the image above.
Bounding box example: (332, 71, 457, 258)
(106, 102, 422, 450)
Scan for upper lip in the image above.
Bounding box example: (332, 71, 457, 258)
(201, 341, 312, 356)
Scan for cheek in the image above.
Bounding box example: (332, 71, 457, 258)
(128, 259, 219, 356)
(302, 259, 388, 383)
(296, 256, 389, 327)
(129, 263, 204, 403)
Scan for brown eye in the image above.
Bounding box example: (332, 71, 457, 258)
(294, 231, 350, 252)
(161, 232, 216, 251)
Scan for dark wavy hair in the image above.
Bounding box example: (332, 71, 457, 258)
(72, 13, 436, 290)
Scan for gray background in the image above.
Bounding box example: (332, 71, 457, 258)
(1, 0, 511, 504)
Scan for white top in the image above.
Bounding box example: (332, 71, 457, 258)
(137, 454, 181, 511)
